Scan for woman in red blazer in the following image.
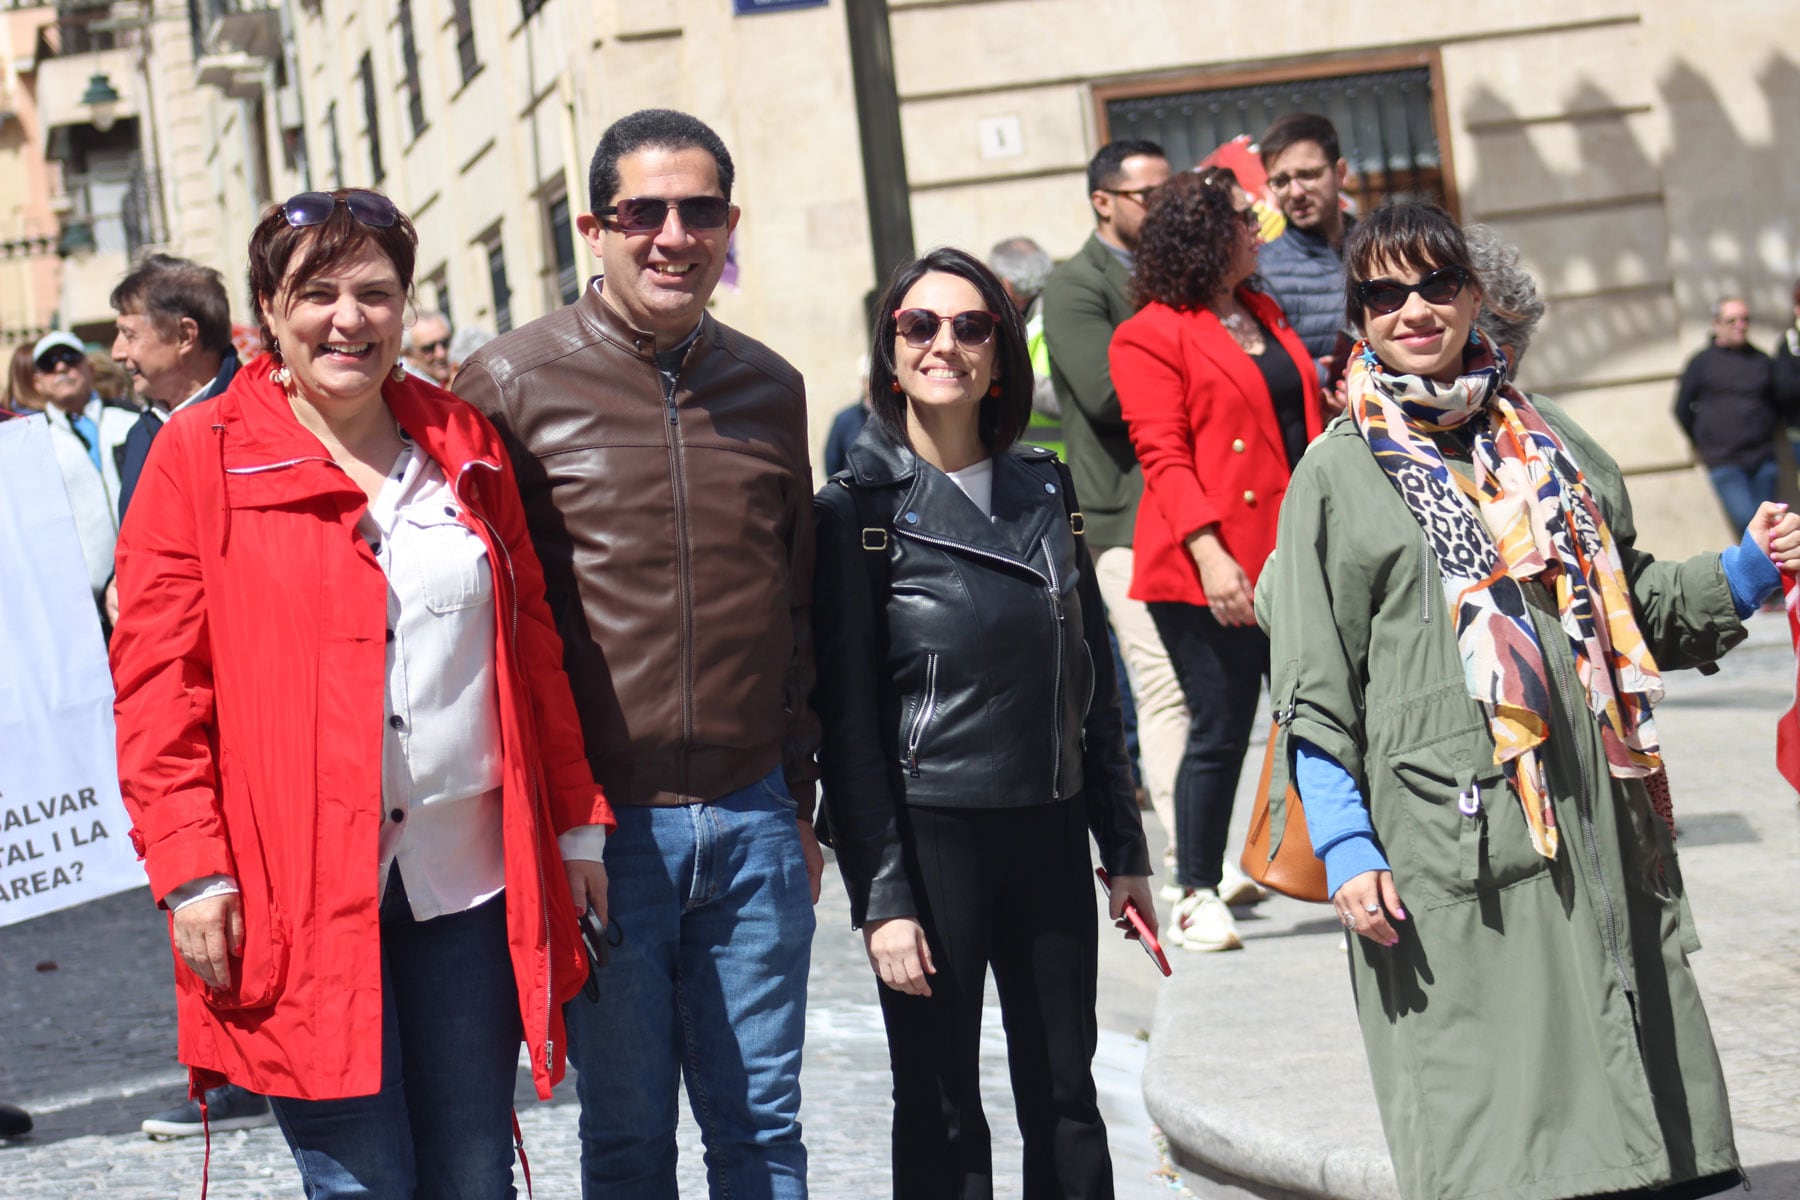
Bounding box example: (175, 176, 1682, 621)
(1110, 169, 1324, 952)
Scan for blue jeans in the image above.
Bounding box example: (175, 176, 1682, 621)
(1707, 459, 1778, 535)
(269, 875, 522, 1199)
(566, 766, 815, 1200)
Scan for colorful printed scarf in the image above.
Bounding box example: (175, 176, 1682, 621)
(1348, 340, 1664, 859)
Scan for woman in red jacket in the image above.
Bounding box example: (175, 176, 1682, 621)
(110, 189, 613, 1198)
(1110, 170, 1324, 953)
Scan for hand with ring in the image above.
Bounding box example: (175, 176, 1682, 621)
(1333, 869, 1406, 947)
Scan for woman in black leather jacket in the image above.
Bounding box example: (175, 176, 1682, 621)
(813, 246, 1154, 1200)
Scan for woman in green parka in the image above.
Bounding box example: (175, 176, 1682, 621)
(1263, 203, 1800, 1200)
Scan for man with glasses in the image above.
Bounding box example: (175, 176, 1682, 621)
(1042, 140, 1200, 902)
(1257, 112, 1353, 384)
(400, 309, 453, 385)
(457, 108, 820, 1200)
(32, 331, 136, 609)
(1675, 296, 1781, 534)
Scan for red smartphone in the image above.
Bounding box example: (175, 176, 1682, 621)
(1095, 868, 1172, 977)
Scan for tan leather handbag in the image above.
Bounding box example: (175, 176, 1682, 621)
(1240, 721, 1329, 902)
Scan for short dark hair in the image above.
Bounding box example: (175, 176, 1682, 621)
(1342, 202, 1520, 334)
(111, 253, 233, 356)
(867, 246, 1032, 456)
(1258, 112, 1341, 168)
(588, 109, 735, 214)
(1132, 173, 1248, 311)
(1087, 139, 1166, 197)
(246, 188, 418, 353)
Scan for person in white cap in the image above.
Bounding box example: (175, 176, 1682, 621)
(32, 331, 137, 612)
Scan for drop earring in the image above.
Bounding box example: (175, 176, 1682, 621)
(890, 380, 902, 394)
(988, 380, 1001, 398)
(269, 349, 291, 387)
(391, 361, 408, 382)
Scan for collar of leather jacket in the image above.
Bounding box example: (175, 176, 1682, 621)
(577, 278, 715, 365)
(839, 421, 1066, 567)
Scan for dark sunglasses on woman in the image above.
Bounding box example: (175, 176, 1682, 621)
(893, 309, 999, 348)
(1355, 265, 1469, 315)
(34, 347, 86, 373)
(599, 196, 731, 234)
(282, 190, 400, 229)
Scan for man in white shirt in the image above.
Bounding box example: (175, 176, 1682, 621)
(34, 332, 136, 606)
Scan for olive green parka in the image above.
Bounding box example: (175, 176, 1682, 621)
(1260, 399, 1743, 1200)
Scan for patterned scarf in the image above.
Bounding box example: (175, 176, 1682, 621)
(1348, 340, 1663, 859)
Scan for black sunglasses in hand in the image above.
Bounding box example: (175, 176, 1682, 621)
(578, 910, 624, 1002)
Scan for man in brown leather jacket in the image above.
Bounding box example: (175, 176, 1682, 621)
(456, 108, 820, 1200)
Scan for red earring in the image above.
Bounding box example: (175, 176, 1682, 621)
(891, 380, 902, 393)
(988, 381, 1001, 398)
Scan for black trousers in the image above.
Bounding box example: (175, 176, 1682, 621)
(1148, 602, 1268, 890)
(878, 797, 1112, 1200)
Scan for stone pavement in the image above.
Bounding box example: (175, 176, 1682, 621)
(1143, 614, 1800, 1199)
(0, 818, 1216, 1197)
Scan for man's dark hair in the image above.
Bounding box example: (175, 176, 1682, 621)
(588, 109, 735, 214)
(867, 246, 1032, 455)
(110, 253, 233, 355)
(1258, 112, 1341, 168)
(1086, 139, 1166, 198)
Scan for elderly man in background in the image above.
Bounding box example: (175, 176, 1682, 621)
(34, 331, 136, 609)
(400, 309, 453, 385)
(111, 254, 240, 522)
(1675, 296, 1780, 535)
(988, 235, 1063, 455)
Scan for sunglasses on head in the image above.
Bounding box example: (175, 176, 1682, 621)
(35, 347, 85, 373)
(281, 190, 400, 230)
(599, 196, 731, 234)
(1355, 265, 1469, 316)
(893, 308, 1000, 349)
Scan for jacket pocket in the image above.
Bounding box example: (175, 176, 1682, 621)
(1384, 723, 1550, 908)
(403, 511, 493, 614)
(899, 652, 940, 777)
(201, 748, 293, 1011)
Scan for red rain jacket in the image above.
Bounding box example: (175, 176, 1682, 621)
(110, 357, 612, 1101)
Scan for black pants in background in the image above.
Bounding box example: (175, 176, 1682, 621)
(878, 797, 1112, 1200)
(1148, 601, 1268, 891)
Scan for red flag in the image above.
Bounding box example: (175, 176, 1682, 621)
(1776, 575, 1800, 791)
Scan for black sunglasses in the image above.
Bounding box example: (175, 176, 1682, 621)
(893, 308, 1000, 349)
(1355, 265, 1469, 316)
(281, 190, 400, 230)
(35, 347, 86, 373)
(599, 196, 731, 235)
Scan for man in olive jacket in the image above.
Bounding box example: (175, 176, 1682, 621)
(1042, 139, 1194, 894)
(457, 109, 821, 1200)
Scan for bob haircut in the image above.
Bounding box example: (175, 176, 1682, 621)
(1341, 202, 1519, 335)
(246, 188, 418, 354)
(867, 246, 1032, 456)
(1132, 172, 1249, 311)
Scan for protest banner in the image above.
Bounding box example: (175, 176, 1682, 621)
(0, 416, 145, 925)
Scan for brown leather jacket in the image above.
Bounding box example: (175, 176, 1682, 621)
(456, 284, 819, 817)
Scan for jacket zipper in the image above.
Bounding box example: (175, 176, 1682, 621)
(1041, 535, 1067, 797)
(904, 653, 939, 777)
(1419, 532, 1432, 624)
(457, 461, 553, 1068)
(660, 363, 695, 798)
(1541, 597, 1634, 1002)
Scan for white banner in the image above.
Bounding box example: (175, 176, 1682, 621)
(0, 416, 145, 925)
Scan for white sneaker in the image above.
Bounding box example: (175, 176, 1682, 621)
(1169, 888, 1243, 952)
(1158, 880, 1185, 903)
(1217, 860, 1271, 907)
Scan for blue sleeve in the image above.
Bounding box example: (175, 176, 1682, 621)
(1719, 524, 1781, 618)
(1295, 737, 1391, 897)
